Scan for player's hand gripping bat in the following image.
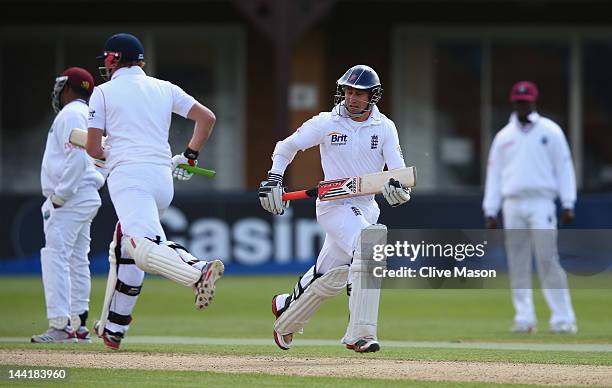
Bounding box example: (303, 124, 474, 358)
(282, 166, 416, 201)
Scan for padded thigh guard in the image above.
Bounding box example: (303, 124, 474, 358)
(343, 224, 388, 344)
(124, 237, 201, 286)
(274, 265, 349, 336)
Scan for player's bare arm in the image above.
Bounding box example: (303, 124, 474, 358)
(186, 102, 216, 151)
(171, 103, 216, 181)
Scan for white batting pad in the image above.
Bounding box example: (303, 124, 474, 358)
(125, 237, 201, 287)
(96, 227, 120, 336)
(342, 224, 387, 344)
(274, 265, 349, 335)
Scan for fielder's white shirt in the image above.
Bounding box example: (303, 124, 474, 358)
(483, 112, 577, 217)
(271, 105, 405, 210)
(41, 100, 105, 200)
(88, 66, 197, 170)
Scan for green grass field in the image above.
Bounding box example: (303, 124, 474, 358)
(1, 275, 611, 386)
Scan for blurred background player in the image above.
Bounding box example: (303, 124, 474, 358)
(483, 81, 578, 334)
(32, 67, 105, 343)
(259, 65, 411, 353)
(86, 32, 223, 349)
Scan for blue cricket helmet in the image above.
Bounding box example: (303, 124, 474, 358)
(102, 33, 144, 61)
(334, 65, 383, 118)
(98, 33, 145, 80)
(337, 65, 381, 90)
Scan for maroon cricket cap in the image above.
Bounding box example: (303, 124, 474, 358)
(62, 67, 95, 96)
(509, 81, 538, 102)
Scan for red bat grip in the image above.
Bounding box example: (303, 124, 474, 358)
(282, 188, 318, 201)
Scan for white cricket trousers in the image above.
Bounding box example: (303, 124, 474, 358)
(40, 186, 101, 324)
(105, 163, 173, 334)
(502, 197, 576, 325)
(285, 201, 380, 305)
(315, 202, 380, 273)
(107, 163, 173, 240)
(288, 201, 380, 291)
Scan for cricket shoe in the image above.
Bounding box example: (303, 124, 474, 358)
(345, 337, 380, 353)
(31, 326, 77, 344)
(93, 321, 123, 350)
(511, 322, 537, 334)
(76, 326, 92, 343)
(272, 293, 293, 350)
(549, 322, 578, 334)
(194, 260, 224, 310)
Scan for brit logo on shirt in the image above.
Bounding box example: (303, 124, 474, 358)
(328, 132, 348, 146)
(370, 135, 379, 149)
(541, 136, 548, 145)
(88, 110, 95, 119)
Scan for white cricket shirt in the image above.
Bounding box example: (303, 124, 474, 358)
(41, 100, 105, 200)
(483, 112, 577, 216)
(271, 104, 406, 208)
(88, 66, 197, 170)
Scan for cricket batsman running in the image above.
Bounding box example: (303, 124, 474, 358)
(86, 33, 224, 349)
(259, 65, 412, 353)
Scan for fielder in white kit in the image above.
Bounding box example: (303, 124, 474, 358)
(483, 81, 577, 334)
(32, 67, 104, 343)
(86, 33, 224, 349)
(259, 65, 411, 353)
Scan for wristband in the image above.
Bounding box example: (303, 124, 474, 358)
(267, 172, 283, 184)
(183, 148, 199, 160)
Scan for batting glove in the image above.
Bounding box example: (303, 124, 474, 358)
(382, 178, 411, 207)
(258, 172, 290, 215)
(171, 148, 198, 181)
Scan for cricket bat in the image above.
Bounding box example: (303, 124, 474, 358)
(282, 166, 417, 201)
(68, 128, 216, 178)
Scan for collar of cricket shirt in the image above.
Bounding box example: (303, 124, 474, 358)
(333, 104, 383, 128)
(64, 98, 88, 108)
(111, 66, 146, 80)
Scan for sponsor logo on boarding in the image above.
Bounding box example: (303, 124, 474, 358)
(328, 131, 348, 146)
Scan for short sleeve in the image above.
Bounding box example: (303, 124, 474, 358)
(87, 87, 106, 130)
(170, 83, 197, 118)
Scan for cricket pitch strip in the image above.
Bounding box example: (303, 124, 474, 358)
(1, 348, 611, 386)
